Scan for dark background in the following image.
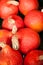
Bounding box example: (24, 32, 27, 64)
(37, 0, 43, 50)
(0, 0, 43, 50)
(38, 0, 43, 8)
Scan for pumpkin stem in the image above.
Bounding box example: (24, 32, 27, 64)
(8, 18, 15, 24)
(7, 1, 19, 6)
(8, 18, 17, 34)
(0, 42, 6, 49)
(12, 25, 17, 34)
(41, 9, 43, 12)
(12, 35, 19, 50)
(39, 55, 43, 60)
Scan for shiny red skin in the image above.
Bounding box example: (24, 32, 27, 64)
(0, 1, 19, 19)
(0, 2, 1, 18)
(41, 10, 43, 30)
(1, 0, 9, 3)
(24, 10, 43, 32)
(19, 0, 39, 15)
(0, 44, 23, 65)
(24, 50, 43, 65)
(2, 15, 24, 31)
(0, 29, 12, 45)
(15, 28, 40, 54)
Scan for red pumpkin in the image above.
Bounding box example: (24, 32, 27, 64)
(19, 0, 39, 15)
(24, 10, 43, 32)
(24, 50, 43, 65)
(1, 0, 9, 3)
(0, 2, 1, 18)
(2, 15, 24, 34)
(41, 9, 43, 30)
(0, 42, 23, 65)
(12, 28, 40, 54)
(0, 29, 12, 46)
(0, 0, 19, 19)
